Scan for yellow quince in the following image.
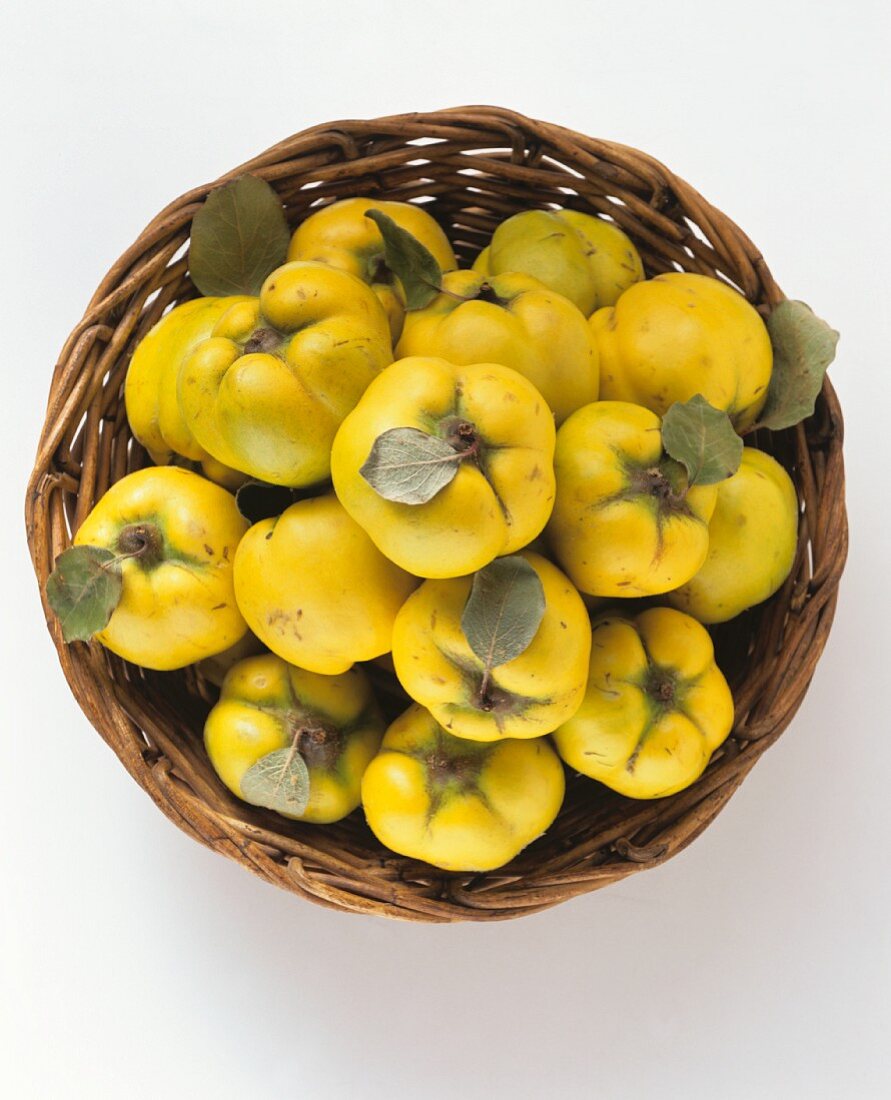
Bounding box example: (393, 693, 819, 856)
(125, 296, 251, 464)
(178, 261, 392, 487)
(205, 654, 385, 824)
(331, 357, 556, 579)
(396, 270, 598, 424)
(233, 494, 418, 675)
(547, 401, 718, 596)
(591, 272, 772, 431)
(474, 208, 643, 315)
(553, 607, 734, 798)
(361, 704, 566, 871)
(287, 197, 457, 341)
(391, 552, 591, 742)
(668, 447, 799, 623)
(73, 467, 248, 669)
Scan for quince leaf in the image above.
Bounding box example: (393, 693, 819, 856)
(462, 556, 546, 672)
(364, 209, 442, 310)
(190, 175, 290, 296)
(241, 745, 310, 817)
(758, 300, 839, 431)
(45, 546, 123, 643)
(360, 427, 465, 505)
(661, 395, 743, 487)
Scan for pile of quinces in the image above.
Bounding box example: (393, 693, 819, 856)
(47, 176, 838, 872)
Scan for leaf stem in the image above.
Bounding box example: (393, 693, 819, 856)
(273, 738, 302, 800)
(99, 548, 145, 572)
(436, 285, 473, 304)
(477, 667, 493, 706)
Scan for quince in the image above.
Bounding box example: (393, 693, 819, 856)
(205, 653, 385, 824)
(391, 552, 590, 741)
(668, 448, 798, 623)
(547, 401, 718, 596)
(178, 261, 392, 487)
(73, 467, 248, 669)
(233, 494, 417, 675)
(474, 208, 643, 315)
(287, 197, 457, 341)
(591, 272, 772, 431)
(361, 704, 565, 871)
(553, 607, 733, 798)
(331, 357, 556, 578)
(396, 270, 598, 424)
(125, 296, 251, 464)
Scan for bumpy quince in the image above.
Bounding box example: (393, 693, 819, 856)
(361, 704, 565, 871)
(287, 197, 457, 341)
(391, 552, 590, 741)
(331, 357, 556, 578)
(591, 272, 772, 431)
(668, 447, 798, 623)
(553, 607, 734, 798)
(233, 494, 418, 675)
(396, 270, 598, 423)
(73, 467, 248, 669)
(178, 261, 392, 487)
(205, 654, 385, 824)
(547, 401, 718, 597)
(125, 296, 252, 464)
(473, 208, 644, 315)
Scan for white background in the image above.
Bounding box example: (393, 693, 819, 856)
(2, 1, 889, 1097)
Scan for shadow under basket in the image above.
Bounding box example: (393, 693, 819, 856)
(25, 107, 847, 922)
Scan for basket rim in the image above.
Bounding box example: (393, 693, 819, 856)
(25, 106, 848, 922)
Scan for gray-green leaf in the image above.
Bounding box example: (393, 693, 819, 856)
(661, 394, 743, 486)
(364, 209, 442, 310)
(240, 746, 310, 817)
(758, 300, 839, 431)
(45, 546, 123, 643)
(190, 175, 290, 296)
(461, 556, 546, 672)
(360, 427, 465, 505)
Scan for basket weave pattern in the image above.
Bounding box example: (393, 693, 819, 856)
(26, 107, 847, 921)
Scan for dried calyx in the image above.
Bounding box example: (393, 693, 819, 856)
(628, 463, 691, 514)
(116, 522, 164, 567)
(644, 665, 679, 708)
(440, 416, 481, 459)
(243, 326, 283, 356)
(472, 678, 516, 715)
(425, 749, 480, 786)
(291, 721, 341, 771)
(472, 280, 508, 307)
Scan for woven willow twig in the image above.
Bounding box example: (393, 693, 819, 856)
(25, 107, 847, 922)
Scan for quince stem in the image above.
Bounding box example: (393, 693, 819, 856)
(112, 522, 164, 569)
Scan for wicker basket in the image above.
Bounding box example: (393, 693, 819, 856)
(25, 107, 847, 922)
